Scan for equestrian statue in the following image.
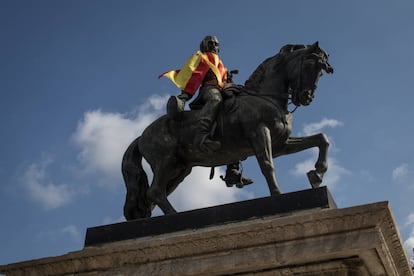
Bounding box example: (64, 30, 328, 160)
(122, 37, 334, 220)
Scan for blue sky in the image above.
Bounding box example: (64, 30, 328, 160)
(1, 0, 414, 266)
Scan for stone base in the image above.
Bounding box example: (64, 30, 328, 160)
(1, 188, 412, 275)
(86, 186, 336, 246)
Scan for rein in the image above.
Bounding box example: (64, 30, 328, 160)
(240, 88, 288, 109)
(287, 55, 305, 113)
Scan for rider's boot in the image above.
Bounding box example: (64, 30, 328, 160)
(167, 91, 192, 119)
(194, 118, 221, 152)
(222, 163, 254, 188)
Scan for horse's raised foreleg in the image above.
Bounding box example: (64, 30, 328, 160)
(250, 124, 281, 195)
(276, 133, 329, 188)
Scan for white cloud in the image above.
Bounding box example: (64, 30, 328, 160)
(73, 111, 141, 177)
(404, 234, 414, 255)
(22, 157, 75, 209)
(21, 95, 168, 209)
(290, 155, 349, 190)
(405, 213, 414, 227)
(61, 225, 83, 243)
(148, 94, 169, 110)
(169, 167, 254, 212)
(404, 213, 414, 263)
(291, 158, 314, 178)
(72, 95, 168, 188)
(324, 159, 350, 189)
(392, 163, 409, 181)
(392, 163, 414, 190)
(301, 118, 343, 136)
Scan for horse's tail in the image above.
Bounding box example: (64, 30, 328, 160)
(122, 137, 152, 220)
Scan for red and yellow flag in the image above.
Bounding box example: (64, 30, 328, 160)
(159, 51, 227, 95)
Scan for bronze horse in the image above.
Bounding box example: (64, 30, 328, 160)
(122, 41, 334, 220)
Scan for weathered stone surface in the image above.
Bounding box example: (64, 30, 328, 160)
(0, 191, 412, 275)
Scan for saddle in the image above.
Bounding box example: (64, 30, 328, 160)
(189, 84, 244, 113)
(166, 84, 245, 135)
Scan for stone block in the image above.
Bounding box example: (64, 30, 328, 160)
(0, 187, 412, 275)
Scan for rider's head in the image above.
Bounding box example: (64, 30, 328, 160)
(200, 35, 220, 54)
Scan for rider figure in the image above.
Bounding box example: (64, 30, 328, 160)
(161, 35, 225, 152)
(161, 35, 253, 187)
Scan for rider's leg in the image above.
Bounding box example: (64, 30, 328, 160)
(194, 86, 222, 152)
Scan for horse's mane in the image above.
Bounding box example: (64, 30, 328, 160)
(244, 44, 310, 91)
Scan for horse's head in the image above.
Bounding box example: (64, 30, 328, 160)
(284, 41, 333, 107)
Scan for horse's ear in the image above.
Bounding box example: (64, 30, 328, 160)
(312, 41, 319, 49)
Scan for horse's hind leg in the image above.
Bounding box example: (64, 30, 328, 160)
(146, 158, 190, 215)
(277, 133, 329, 188)
(166, 166, 192, 197)
(147, 165, 176, 215)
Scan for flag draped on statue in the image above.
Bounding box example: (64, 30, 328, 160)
(159, 51, 227, 95)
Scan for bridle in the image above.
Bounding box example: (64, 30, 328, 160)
(240, 44, 333, 113)
(288, 54, 315, 110)
(288, 55, 306, 112)
(288, 49, 331, 111)
(241, 53, 316, 113)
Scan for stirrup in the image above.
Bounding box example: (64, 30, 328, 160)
(220, 174, 254, 188)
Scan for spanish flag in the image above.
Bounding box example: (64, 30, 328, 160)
(159, 51, 227, 95)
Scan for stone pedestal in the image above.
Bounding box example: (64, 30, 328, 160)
(1, 187, 412, 275)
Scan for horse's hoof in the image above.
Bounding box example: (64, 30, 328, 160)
(307, 170, 322, 188)
(270, 188, 281, 196)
